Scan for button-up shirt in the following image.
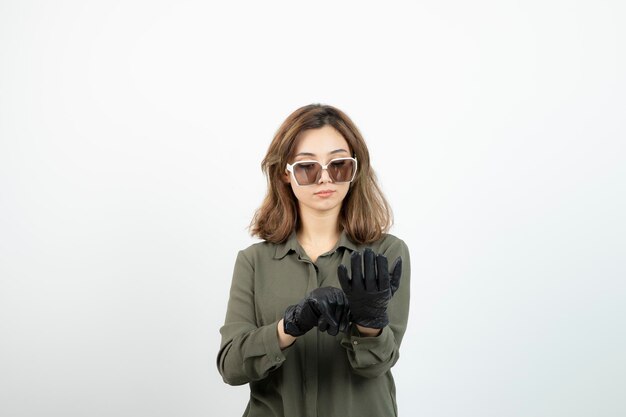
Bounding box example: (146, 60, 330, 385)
(217, 231, 411, 417)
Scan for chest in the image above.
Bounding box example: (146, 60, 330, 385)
(252, 252, 348, 325)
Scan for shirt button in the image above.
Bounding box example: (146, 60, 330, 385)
(275, 356, 281, 362)
(353, 340, 359, 345)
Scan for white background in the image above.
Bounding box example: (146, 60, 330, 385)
(1, 1, 624, 416)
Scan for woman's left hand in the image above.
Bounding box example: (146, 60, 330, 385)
(337, 248, 402, 329)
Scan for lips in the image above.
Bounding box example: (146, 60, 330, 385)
(315, 189, 335, 196)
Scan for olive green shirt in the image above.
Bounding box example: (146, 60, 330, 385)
(217, 231, 411, 417)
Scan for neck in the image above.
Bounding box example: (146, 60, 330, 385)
(297, 205, 341, 246)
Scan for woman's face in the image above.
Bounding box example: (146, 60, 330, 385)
(284, 125, 353, 217)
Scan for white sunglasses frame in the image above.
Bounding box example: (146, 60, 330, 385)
(285, 156, 358, 187)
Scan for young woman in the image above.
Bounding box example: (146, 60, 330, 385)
(217, 104, 411, 417)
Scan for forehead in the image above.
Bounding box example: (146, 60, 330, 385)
(294, 125, 350, 156)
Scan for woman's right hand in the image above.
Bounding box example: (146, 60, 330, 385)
(283, 287, 351, 337)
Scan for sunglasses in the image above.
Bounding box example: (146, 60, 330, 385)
(286, 157, 358, 186)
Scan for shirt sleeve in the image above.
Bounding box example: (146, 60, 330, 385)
(217, 249, 290, 386)
(340, 237, 411, 378)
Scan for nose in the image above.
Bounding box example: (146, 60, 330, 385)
(318, 167, 333, 184)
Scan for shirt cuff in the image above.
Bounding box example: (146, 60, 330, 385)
(341, 325, 395, 366)
(262, 320, 289, 367)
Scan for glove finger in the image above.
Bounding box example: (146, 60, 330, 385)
(306, 296, 322, 316)
(283, 304, 303, 337)
(332, 290, 349, 334)
(338, 302, 351, 334)
(313, 288, 341, 335)
(332, 287, 349, 335)
(337, 264, 351, 293)
(376, 254, 390, 292)
(318, 319, 330, 333)
(285, 301, 316, 336)
(350, 251, 364, 291)
(363, 248, 376, 291)
(326, 322, 339, 336)
(319, 309, 339, 336)
(390, 256, 403, 296)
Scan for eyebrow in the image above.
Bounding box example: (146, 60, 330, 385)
(294, 149, 350, 158)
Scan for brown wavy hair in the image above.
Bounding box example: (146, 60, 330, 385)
(250, 104, 392, 244)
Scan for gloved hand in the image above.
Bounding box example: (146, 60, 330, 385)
(337, 248, 402, 329)
(283, 287, 351, 337)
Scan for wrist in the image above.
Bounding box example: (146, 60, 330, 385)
(277, 319, 297, 349)
(356, 324, 383, 337)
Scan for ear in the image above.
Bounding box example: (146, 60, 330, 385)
(282, 170, 291, 184)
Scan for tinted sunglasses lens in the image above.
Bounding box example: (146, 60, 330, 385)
(328, 159, 355, 183)
(293, 162, 321, 185)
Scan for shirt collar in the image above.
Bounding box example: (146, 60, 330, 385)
(273, 229, 358, 260)
(274, 231, 300, 260)
(335, 230, 359, 252)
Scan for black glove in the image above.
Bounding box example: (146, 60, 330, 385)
(283, 287, 351, 337)
(337, 248, 402, 329)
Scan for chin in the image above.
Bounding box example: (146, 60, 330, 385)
(310, 200, 343, 212)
